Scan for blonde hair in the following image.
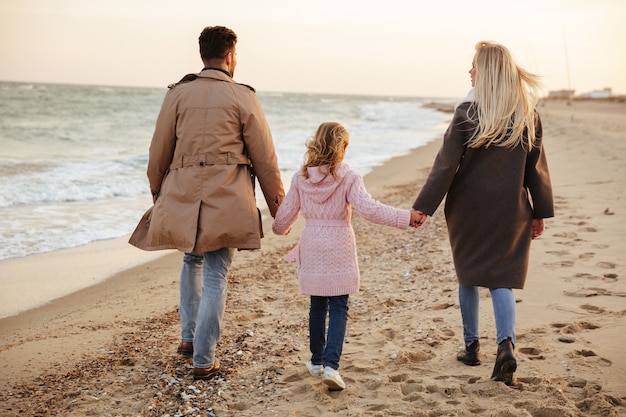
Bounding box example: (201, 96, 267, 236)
(468, 41, 541, 150)
(301, 122, 349, 180)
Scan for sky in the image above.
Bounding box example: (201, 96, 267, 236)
(1, 0, 625, 98)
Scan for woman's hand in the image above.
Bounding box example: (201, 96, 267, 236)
(532, 218, 545, 239)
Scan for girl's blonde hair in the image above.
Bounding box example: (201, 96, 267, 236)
(468, 41, 541, 150)
(301, 122, 349, 180)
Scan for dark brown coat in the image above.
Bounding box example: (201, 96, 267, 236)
(412, 102, 554, 289)
(129, 70, 284, 253)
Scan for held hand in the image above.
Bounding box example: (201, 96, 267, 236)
(531, 218, 545, 239)
(410, 209, 427, 228)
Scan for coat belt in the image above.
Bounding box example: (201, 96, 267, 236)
(169, 152, 250, 170)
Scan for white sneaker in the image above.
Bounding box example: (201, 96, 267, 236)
(306, 360, 323, 376)
(322, 366, 346, 391)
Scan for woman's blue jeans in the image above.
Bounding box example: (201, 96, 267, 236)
(179, 249, 234, 368)
(309, 295, 349, 370)
(458, 285, 516, 346)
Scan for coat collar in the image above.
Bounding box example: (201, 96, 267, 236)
(455, 88, 474, 109)
(198, 68, 234, 83)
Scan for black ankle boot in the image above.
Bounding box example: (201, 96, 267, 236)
(491, 337, 516, 385)
(457, 340, 481, 366)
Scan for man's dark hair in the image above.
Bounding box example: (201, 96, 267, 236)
(199, 26, 237, 61)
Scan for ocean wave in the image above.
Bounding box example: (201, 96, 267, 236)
(0, 83, 453, 260)
(0, 158, 148, 208)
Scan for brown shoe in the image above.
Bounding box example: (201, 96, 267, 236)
(177, 341, 193, 357)
(193, 358, 221, 380)
(457, 340, 481, 366)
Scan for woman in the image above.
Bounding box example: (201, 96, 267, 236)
(411, 41, 554, 385)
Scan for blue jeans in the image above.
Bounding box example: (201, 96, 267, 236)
(458, 285, 516, 346)
(309, 295, 349, 370)
(179, 249, 234, 368)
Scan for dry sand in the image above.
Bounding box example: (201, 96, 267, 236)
(1, 99, 625, 416)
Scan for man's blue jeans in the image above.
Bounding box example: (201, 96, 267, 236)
(309, 295, 349, 370)
(459, 285, 516, 346)
(179, 249, 234, 368)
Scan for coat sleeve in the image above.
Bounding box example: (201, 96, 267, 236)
(525, 113, 555, 218)
(272, 174, 301, 235)
(238, 89, 285, 217)
(412, 103, 470, 215)
(147, 89, 178, 197)
(346, 171, 410, 229)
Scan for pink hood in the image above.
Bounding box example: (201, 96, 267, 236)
(300, 164, 351, 204)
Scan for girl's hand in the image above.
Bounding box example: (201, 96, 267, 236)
(410, 209, 427, 228)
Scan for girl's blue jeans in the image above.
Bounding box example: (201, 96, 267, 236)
(309, 295, 349, 370)
(179, 249, 234, 368)
(459, 285, 516, 346)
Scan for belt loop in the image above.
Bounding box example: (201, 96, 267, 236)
(227, 152, 231, 165)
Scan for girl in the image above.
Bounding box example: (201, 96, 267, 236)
(272, 122, 419, 390)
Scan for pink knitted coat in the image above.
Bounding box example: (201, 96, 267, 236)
(272, 163, 410, 296)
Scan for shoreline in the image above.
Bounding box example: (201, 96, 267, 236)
(0, 236, 171, 319)
(1, 99, 625, 416)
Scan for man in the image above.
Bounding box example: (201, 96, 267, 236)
(129, 26, 284, 380)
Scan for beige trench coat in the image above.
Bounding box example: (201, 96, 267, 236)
(129, 69, 284, 253)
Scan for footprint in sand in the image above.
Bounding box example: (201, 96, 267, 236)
(577, 252, 595, 260)
(393, 350, 435, 364)
(597, 261, 616, 269)
(389, 373, 410, 383)
(554, 232, 578, 239)
(564, 287, 626, 298)
(553, 229, 586, 246)
(431, 302, 456, 310)
(552, 321, 600, 334)
(563, 220, 588, 226)
(381, 327, 399, 341)
(435, 327, 455, 340)
(518, 347, 545, 360)
(564, 287, 609, 297)
(546, 250, 570, 256)
(545, 260, 575, 268)
(573, 272, 601, 280)
(280, 369, 313, 385)
(521, 404, 582, 417)
(570, 272, 619, 283)
(362, 378, 386, 391)
(568, 349, 613, 367)
(234, 312, 264, 322)
(400, 381, 425, 396)
(569, 349, 597, 358)
(580, 304, 606, 314)
(516, 376, 544, 385)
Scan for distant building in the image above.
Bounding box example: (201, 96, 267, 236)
(548, 89, 575, 99)
(579, 88, 612, 99)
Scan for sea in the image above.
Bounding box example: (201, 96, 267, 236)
(0, 81, 452, 316)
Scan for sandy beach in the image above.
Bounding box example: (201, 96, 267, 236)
(1, 99, 625, 416)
